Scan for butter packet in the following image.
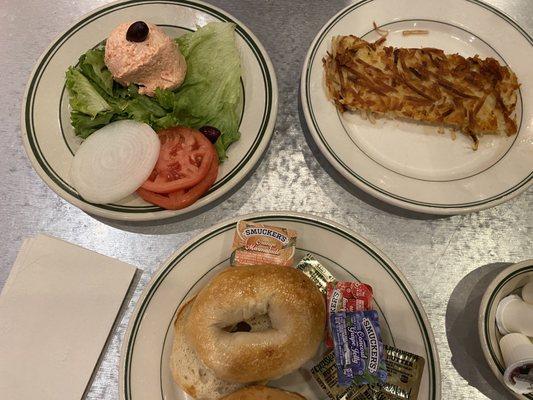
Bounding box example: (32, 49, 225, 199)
(311, 351, 373, 400)
(378, 345, 425, 399)
(311, 346, 425, 400)
(295, 254, 336, 294)
(230, 221, 297, 267)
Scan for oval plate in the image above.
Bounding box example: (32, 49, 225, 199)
(301, 0, 532, 215)
(21, 0, 277, 221)
(120, 211, 441, 400)
(479, 259, 533, 400)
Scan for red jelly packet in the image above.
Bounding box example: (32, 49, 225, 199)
(326, 281, 373, 348)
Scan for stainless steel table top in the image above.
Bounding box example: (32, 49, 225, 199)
(1, 0, 531, 399)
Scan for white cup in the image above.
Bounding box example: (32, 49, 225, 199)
(496, 295, 533, 337)
(500, 333, 533, 394)
(523, 282, 533, 305)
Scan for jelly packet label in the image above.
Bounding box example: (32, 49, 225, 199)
(295, 254, 336, 294)
(330, 310, 387, 387)
(331, 311, 354, 386)
(230, 221, 297, 267)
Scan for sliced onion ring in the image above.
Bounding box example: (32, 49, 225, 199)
(70, 120, 160, 204)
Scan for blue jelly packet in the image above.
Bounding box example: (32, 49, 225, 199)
(331, 311, 355, 386)
(331, 310, 388, 387)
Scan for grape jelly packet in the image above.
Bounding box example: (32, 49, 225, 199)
(330, 310, 387, 387)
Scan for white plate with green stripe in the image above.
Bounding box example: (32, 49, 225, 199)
(479, 260, 533, 400)
(120, 212, 441, 400)
(21, 0, 277, 221)
(301, 0, 533, 215)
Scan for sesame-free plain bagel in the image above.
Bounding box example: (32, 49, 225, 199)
(185, 265, 326, 383)
(170, 298, 245, 399)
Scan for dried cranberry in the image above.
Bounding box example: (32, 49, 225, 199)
(199, 126, 221, 143)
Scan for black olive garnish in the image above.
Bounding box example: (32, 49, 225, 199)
(126, 21, 149, 42)
(199, 126, 222, 143)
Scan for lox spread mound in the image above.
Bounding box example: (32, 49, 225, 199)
(170, 265, 326, 399)
(105, 22, 187, 96)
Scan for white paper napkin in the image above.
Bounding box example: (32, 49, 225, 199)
(0, 235, 136, 400)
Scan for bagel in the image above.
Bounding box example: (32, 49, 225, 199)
(185, 265, 326, 383)
(221, 386, 307, 400)
(170, 298, 244, 399)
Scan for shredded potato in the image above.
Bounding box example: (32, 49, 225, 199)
(323, 35, 520, 148)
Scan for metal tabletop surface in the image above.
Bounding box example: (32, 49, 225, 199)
(1, 0, 532, 399)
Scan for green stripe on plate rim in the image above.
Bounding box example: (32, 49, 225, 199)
(483, 265, 533, 400)
(24, 0, 273, 213)
(304, 0, 533, 209)
(124, 215, 438, 400)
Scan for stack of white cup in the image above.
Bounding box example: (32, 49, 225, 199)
(496, 281, 533, 394)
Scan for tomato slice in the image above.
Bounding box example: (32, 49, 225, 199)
(141, 126, 216, 194)
(137, 158, 219, 210)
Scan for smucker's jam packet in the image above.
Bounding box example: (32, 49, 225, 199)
(326, 281, 374, 348)
(311, 346, 426, 400)
(331, 310, 387, 387)
(230, 221, 297, 267)
(328, 282, 374, 313)
(295, 254, 336, 294)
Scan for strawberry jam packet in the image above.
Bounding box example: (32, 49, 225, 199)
(326, 281, 373, 348)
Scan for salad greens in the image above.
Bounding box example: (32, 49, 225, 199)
(65, 68, 111, 118)
(65, 22, 242, 160)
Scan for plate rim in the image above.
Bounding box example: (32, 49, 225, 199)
(478, 259, 533, 400)
(118, 210, 442, 400)
(300, 0, 533, 215)
(20, 0, 278, 222)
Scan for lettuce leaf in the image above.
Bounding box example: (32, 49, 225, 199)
(70, 111, 116, 139)
(66, 68, 111, 117)
(122, 87, 167, 124)
(172, 22, 242, 159)
(78, 46, 114, 96)
(65, 22, 242, 160)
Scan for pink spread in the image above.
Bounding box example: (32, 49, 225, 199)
(104, 22, 187, 96)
